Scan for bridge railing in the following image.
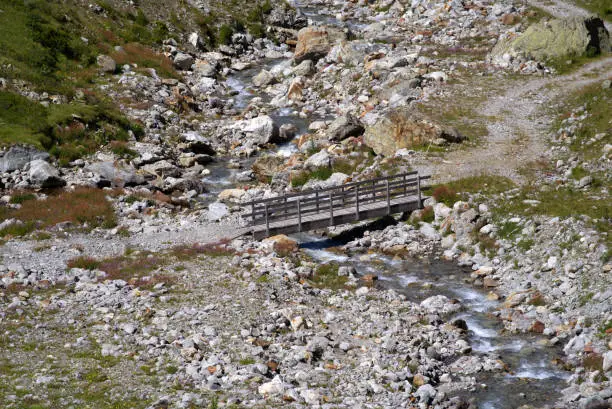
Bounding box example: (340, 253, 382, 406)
(245, 171, 430, 232)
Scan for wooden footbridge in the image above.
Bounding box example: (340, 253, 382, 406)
(246, 171, 430, 240)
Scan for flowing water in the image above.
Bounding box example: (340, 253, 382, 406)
(296, 233, 570, 408)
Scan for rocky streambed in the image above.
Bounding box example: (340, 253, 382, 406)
(299, 234, 572, 408)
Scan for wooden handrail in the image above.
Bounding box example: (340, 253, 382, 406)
(245, 185, 421, 222)
(247, 172, 430, 228)
(248, 171, 422, 206)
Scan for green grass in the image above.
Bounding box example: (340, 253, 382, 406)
(497, 221, 521, 240)
(0, 91, 143, 164)
(575, 0, 612, 21)
(553, 81, 612, 160)
(291, 167, 334, 188)
(238, 357, 256, 365)
(443, 175, 516, 195)
(309, 262, 348, 290)
(9, 193, 37, 205)
(570, 166, 589, 180)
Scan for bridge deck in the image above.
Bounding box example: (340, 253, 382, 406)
(251, 194, 422, 240)
(245, 171, 429, 240)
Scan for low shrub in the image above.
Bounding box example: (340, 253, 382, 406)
(1, 188, 117, 233)
(432, 185, 457, 206)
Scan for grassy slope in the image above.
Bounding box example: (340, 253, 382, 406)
(0, 0, 276, 162)
(575, 0, 612, 21)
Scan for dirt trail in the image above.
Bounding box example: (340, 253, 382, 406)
(414, 0, 612, 184)
(529, 0, 612, 31)
(415, 56, 612, 184)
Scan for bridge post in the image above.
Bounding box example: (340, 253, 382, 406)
(403, 174, 407, 196)
(284, 196, 288, 218)
(329, 193, 334, 226)
(315, 191, 319, 212)
(355, 185, 360, 220)
(386, 179, 390, 215)
(251, 202, 255, 225)
(264, 203, 269, 236)
(297, 197, 302, 232)
(372, 180, 375, 201)
(417, 173, 421, 207)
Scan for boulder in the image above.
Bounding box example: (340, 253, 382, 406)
(252, 70, 276, 87)
(235, 115, 279, 145)
(218, 188, 246, 202)
(364, 109, 464, 156)
(0, 146, 50, 173)
(491, 17, 610, 63)
(294, 26, 346, 63)
(174, 52, 195, 70)
(161, 177, 206, 194)
(207, 202, 229, 221)
(287, 77, 304, 101)
(262, 234, 299, 255)
(179, 132, 216, 155)
(96, 55, 116, 73)
(194, 60, 218, 77)
(188, 32, 204, 50)
(278, 124, 298, 142)
(302, 172, 349, 191)
(420, 295, 462, 315)
(86, 162, 145, 188)
(252, 155, 285, 182)
(304, 150, 331, 169)
(327, 114, 365, 141)
(28, 160, 65, 188)
(292, 60, 314, 76)
(265, 4, 307, 29)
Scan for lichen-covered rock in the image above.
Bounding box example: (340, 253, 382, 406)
(491, 16, 610, 63)
(364, 109, 463, 156)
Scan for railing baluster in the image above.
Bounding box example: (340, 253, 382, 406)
(315, 191, 319, 213)
(355, 185, 359, 220)
(403, 174, 407, 196)
(386, 179, 390, 215)
(265, 203, 269, 236)
(372, 180, 375, 202)
(417, 173, 421, 207)
(297, 197, 302, 232)
(329, 193, 334, 226)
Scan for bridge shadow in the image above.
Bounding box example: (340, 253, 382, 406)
(294, 215, 399, 250)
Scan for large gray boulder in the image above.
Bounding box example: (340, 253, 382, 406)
(174, 52, 195, 70)
(252, 70, 276, 87)
(364, 108, 463, 156)
(234, 115, 279, 145)
(304, 150, 331, 170)
(491, 16, 610, 63)
(28, 160, 65, 188)
(327, 114, 365, 141)
(265, 3, 307, 29)
(0, 146, 49, 173)
(97, 55, 116, 73)
(179, 132, 216, 155)
(86, 162, 145, 188)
